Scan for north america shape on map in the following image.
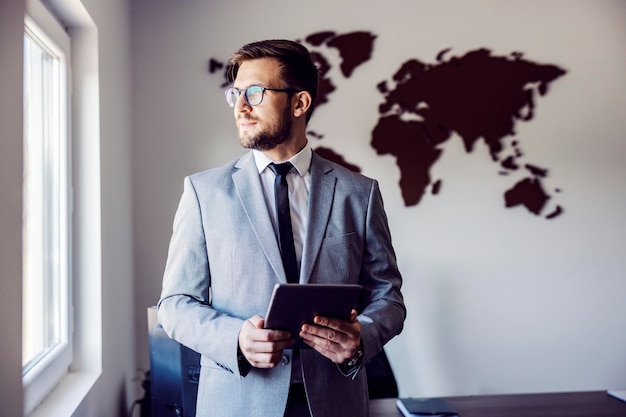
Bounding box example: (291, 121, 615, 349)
(208, 31, 567, 219)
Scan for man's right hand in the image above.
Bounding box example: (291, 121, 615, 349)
(238, 315, 295, 368)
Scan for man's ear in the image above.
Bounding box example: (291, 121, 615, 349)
(293, 91, 312, 119)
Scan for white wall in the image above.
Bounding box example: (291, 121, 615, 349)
(131, 0, 626, 399)
(73, 0, 136, 414)
(0, 0, 27, 414)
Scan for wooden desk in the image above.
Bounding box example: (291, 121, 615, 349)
(370, 391, 626, 417)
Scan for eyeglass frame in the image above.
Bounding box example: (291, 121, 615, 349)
(225, 85, 299, 107)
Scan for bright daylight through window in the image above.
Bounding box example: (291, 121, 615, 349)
(23, 8, 72, 414)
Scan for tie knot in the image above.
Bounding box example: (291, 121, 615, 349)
(269, 162, 294, 177)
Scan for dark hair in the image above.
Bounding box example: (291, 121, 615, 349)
(226, 39, 319, 123)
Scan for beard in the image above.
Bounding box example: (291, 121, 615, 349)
(238, 103, 293, 151)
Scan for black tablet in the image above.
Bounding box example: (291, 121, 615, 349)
(264, 283, 362, 349)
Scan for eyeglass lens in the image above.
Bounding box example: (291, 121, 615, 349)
(225, 86, 265, 107)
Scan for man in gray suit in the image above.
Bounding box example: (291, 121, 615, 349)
(158, 39, 405, 417)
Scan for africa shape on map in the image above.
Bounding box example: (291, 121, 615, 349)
(209, 31, 567, 219)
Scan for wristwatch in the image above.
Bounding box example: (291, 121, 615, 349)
(345, 341, 364, 368)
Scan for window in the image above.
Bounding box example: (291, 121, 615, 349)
(22, 5, 72, 414)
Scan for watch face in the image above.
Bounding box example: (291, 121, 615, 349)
(347, 347, 363, 367)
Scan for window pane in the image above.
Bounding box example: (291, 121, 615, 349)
(22, 29, 67, 375)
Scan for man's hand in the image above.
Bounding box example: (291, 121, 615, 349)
(299, 309, 361, 364)
(238, 315, 294, 368)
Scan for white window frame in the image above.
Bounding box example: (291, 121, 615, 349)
(20, 0, 102, 415)
(23, 2, 72, 415)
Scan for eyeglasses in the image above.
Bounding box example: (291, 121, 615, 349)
(225, 85, 298, 107)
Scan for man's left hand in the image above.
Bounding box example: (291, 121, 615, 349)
(300, 309, 361, 364)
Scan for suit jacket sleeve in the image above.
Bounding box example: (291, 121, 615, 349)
(157, 175, 244, 377)
(356, 179, 406, 366)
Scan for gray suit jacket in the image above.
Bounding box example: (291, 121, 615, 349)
(158, 151, 405, 417)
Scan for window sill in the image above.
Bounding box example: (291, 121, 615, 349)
(28, 371, 100, 417)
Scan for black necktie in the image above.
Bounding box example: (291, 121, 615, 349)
(269, 162, 299, 283)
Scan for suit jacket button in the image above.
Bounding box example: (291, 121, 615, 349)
(281, 355, 290, 365)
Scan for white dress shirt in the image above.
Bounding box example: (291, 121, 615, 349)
(252, 144, 312, 275)
(252, 144, 312, 386)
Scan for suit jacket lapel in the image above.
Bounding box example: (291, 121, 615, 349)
(301, 153, 336, 284)
(232, 152, 287, 282)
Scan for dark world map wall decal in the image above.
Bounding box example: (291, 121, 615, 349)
(209, 31, 567, 219)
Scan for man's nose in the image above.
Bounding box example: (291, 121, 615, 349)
(234, 93, 251, 112)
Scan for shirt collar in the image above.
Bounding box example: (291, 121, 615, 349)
(252, 143, 312, 177)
